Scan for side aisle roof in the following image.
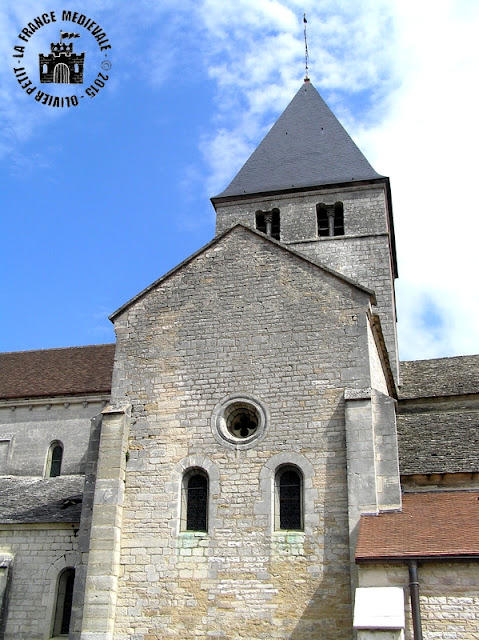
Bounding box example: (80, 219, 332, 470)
(0, 344, 115, 400)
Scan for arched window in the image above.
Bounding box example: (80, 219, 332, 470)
(255, 208, 280, 240)
(317, 202, 344, 237)
(182, 469, 208, 532)
(42, 63, 48, 74)
(74, 63, 79, 73)
(52, 567, 75, 637)
(46, 441, 63, 478)
(275, 466, 303, 530)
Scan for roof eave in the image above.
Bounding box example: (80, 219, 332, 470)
(356, 553, 479, 564)
(211, 176, 389, 207)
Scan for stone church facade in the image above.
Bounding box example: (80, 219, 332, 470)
(0, 81, 478, 640)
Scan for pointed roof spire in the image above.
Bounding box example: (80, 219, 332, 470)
(214, 82, 382, 199)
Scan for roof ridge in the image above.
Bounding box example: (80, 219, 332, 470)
(0, 343, 115, 356)
(401, 354, 479, 365)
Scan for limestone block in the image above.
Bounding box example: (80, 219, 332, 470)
(357, 631, 404, 640)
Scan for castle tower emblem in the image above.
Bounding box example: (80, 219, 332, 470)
(39, 31, 85, 84)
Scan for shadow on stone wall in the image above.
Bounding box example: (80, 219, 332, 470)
(288, 399, 353, 639)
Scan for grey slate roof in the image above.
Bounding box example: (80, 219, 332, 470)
(214, 81, 382, 199)
(397, 410, 479, 475)
(397, 355, 479, 475)
(399, 355, 479, 399)
(0, 476, 83, 523)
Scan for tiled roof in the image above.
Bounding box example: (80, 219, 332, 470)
(397, 411, 479, 475)
(214, 81, 382, 199)
(399, 355, 479, 400)
(356, 491, 479, 561)
(0, 476, 84, 523)
(0, 344, 115, 400)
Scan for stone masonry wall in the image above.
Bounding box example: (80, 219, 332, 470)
(420, 563, 479, 640)
(214, 183, 399, 382)
(110, 226, 375, 639)
(358, 562, 479, 640)
(0, 398, 106, 477)
(296, 235, 397, 383)
(0, 524, 79, 640)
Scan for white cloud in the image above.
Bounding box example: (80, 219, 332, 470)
(194, 0, 479, 361)
(2, 0, 478, 360)
(356, 0, 479, 359)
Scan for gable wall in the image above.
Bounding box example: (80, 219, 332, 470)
(214, 185, 398, 380)
(110, 228, 373, 639)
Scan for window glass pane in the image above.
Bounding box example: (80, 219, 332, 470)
(186, 474, 207, 531)
(50, 445, 63, 477)
(279, 470, 302, 530)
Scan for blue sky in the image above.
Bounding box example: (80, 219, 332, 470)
(2, 1, 479, 360)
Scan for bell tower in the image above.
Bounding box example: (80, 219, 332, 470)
(211, 80, 399, 380)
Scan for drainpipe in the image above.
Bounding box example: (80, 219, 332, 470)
(408, 560, 423, 640)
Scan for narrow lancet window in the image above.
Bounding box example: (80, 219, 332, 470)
(52, 567, 75, 636)
(185, 471, 208, 532)
(47, 441, 63, 478)
(276, 466, 303, 530)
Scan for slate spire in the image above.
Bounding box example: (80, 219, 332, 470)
(215, 81, 382, 199)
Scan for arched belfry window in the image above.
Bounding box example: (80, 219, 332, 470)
(52, 567, 75, 636)
(255, 208, 280, 240)
(182, 469, 208, 532)
(46, 441, 63, 478)
(275, 466, 303, 530)
(317, 202, 344, 237)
